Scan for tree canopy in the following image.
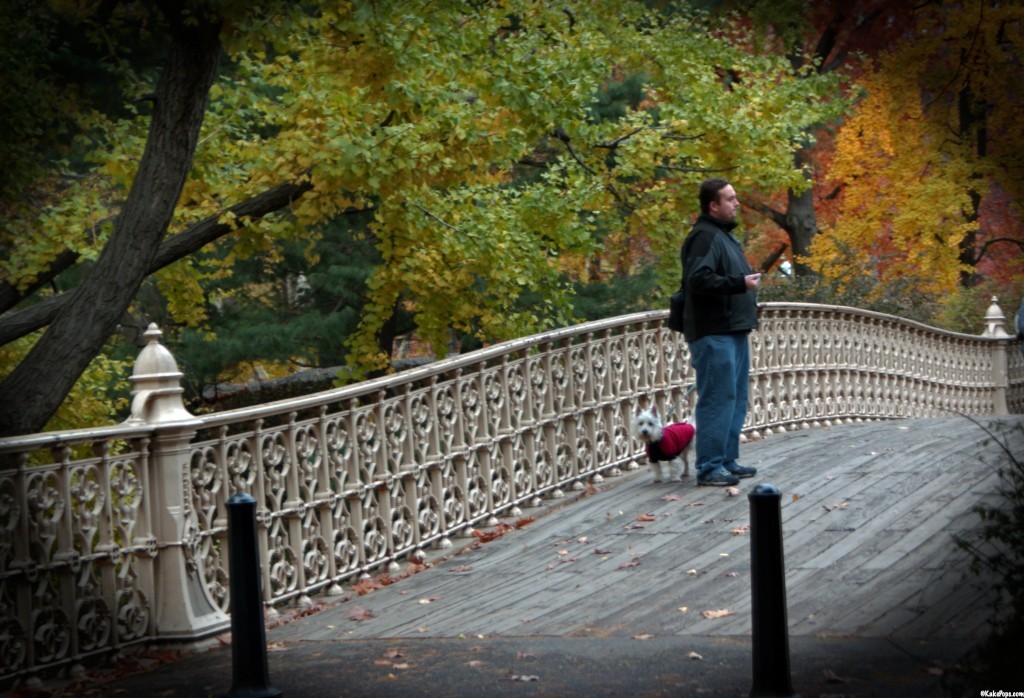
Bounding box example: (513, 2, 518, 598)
(0, 0, 845, 436)
(4, 1, 1021, 437)
(812, 0, 1024, 311)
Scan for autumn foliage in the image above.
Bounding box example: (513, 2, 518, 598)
(1, 1, 1022, 433)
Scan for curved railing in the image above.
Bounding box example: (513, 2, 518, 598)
(1, 300, 1021, 685)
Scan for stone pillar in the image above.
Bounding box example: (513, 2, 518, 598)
(125, 324, 229, 639)
(981, 297, 1010, 416)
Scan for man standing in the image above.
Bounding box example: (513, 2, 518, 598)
(681, 178, 761, 486)
(1017, 296, 1024, 355)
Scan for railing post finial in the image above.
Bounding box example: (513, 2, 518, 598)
(982, 296, 1010, 338)
(125, 322, 196, 425)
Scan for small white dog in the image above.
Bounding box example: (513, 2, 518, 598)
(631, 405, 696, 483)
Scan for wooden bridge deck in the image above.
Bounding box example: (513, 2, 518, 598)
(270, 416, 1023, 646)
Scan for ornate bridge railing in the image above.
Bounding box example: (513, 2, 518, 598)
(1, 300, 1021, 685)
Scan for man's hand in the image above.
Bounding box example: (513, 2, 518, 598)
(744, 273, 762, 290)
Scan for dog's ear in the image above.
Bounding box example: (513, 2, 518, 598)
(651, 405, 659, 417)
(634, 405, 642, 416)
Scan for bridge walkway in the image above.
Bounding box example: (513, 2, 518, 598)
(72, 416, 1024, 697)
(275, 416, 1017, 645)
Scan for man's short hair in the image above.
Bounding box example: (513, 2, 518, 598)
(699, 178, 731, 215)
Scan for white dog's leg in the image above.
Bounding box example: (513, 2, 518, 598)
(669, 457, 685, 481)
(651, 462, 665, 483)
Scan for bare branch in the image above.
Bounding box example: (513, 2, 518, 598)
(972, 236, 1024, 265)
(0, 176, 317, 345)
(749, 200, 787, 228)
(654, 164, 738, 175)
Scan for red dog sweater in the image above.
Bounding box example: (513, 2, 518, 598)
(645, 422, 695, 461)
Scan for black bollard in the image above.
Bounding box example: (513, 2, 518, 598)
(748, 483, 798, 698)
(226, 492, 282, 698)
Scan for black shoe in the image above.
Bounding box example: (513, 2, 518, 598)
(697, 466, 740, 487)
(725, 463, 757, 479)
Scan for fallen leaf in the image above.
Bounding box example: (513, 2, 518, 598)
(382, 648, 404, 659)
(593, 548, 614, 555)
(510, 675, 540, 682)
(792, 494, 800, 502)
(557, 549, 570, 556)
(517, 652, 536, 660)
(577, 536, 589, 543)
(636, 513, 656, 522)
(686, 568, 698, 576)
(725, 487, 741, 496)
(701, 609, 734, 619)
(662, 494, 683, 501)
(633, 633, 654, 640)
(618, 557, 641, 569)
(730, 525, 750, 535)
(687, 651, 703, 660)
(451, 565, 474, 573)
(724, 571, 739, 577)
(472, 522, 515, 544)
(347, 606, 375, 622)
(466, 660, 484, 668)
(352, 578, 386, 596)
(418, 597, 440, 604)
(823, 668, 850, 683)
(677, 606, 689, 613)
(719, 553, 729, 557)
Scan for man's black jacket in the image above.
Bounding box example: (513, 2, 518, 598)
(680, 214, 759, 343)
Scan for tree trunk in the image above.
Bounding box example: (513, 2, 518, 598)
(958, 83, 986, 288)
(785, 177, 820, 278)
(0, 14, 223, 437)
(754, 151, 821, 278)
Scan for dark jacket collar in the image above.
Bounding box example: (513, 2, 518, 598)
(696, 213, 738, 233)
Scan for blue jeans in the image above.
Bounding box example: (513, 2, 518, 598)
(689, 333, 750, 474)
